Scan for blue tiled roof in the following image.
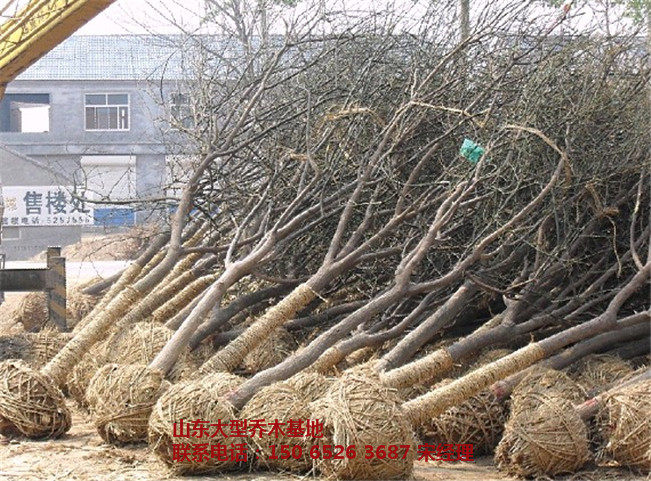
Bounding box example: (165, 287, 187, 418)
(16, 35, 188, 81)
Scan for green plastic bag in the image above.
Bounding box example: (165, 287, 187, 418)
(460, 138, 485, 164)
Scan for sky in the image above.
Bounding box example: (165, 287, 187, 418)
(0, 0, 641, 40)
(75, 0, 206, 35)
(0, 0, 206, 35)
(72, 0, 434, 35)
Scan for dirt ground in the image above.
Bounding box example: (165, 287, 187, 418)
(0, 407, 645, 481)
(0, 407, 501, 481)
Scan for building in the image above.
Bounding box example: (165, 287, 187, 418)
(0, 35, 187, 259)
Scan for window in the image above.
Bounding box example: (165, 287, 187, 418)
(85, 94, 129, 131)
(0, 93, 50, 132)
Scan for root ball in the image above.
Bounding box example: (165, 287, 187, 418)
(309, 369, 416, 480)
(148, 373, 242, 475)
(105, 322, 193, 381)
(12, 292, 48, 332)
(495, 393, 589, 477)
(242, 327, 295, 373)
(241, 381, 313, 473)
(423, 380, 507, 455)
(0, 360, 71, 438)
(285, 371, 334, 403)
(599, 379, 651, 472)
(87, 363, 169, 444)
(511, 367, 586, 412)
(569, 354, 634, 392)
(23, 329, 72, 370)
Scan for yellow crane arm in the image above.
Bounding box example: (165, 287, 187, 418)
(0, 0, 117, 98)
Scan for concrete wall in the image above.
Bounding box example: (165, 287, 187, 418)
(0, 148, 81, 260)
(0, 79, 173, 259)
(0, 79, 167, 156)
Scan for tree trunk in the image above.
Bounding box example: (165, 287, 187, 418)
(403, 263, 650, 426)
(227, 287, 408, 408)
(72, 231, 169, 332)
(575, 369, 651, 422)
(198, 282, 318, 375)
(81, 270, 121, 296)
(40, 222, 212, 385)
(150, 273, 219, 325)
(189, 283, 293, 349)
(379, 280, 478, 369)
(491, 321, 650, 400)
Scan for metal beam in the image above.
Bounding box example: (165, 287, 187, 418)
(0, 0, 116, 93)
(0, 268, 51, 291)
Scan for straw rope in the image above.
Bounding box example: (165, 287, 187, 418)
(380, 349, 455, 390)
(150, 274, 218, 324)
(199, 283, 315, 374)
(404, 343, 546, 426)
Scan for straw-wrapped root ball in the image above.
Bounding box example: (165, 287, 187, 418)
(0, 360, 71, 438)
(568, 354, 634, 393)
(495, 393, 590, 477)
(148, 373, 243, 475)
(105, 322, 194, 381)
(511, 367, 586, 412)
(12, 292, 48, 332)
(285, 371, 334, 403)
(309, 369, 416, 480)
(423, 381, 507, 455)
(241, 381, 314, 473)
(599, 379, 651, 472)
(23, 330, 72, 370)
(86, 363, 169, 444)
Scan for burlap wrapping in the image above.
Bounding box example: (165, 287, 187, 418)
(422, 379, 507, 455)
(568, 354, 634, 392)
(86, 363, 169, 444)
(404, 343, 546, 426)
(242, 327, 296, 373)
(599, 379, 651, 472)
(380, 349, 455, 390)
(240, 381, 314, 473)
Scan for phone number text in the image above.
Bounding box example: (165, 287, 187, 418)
(172, 443, 474, 463)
